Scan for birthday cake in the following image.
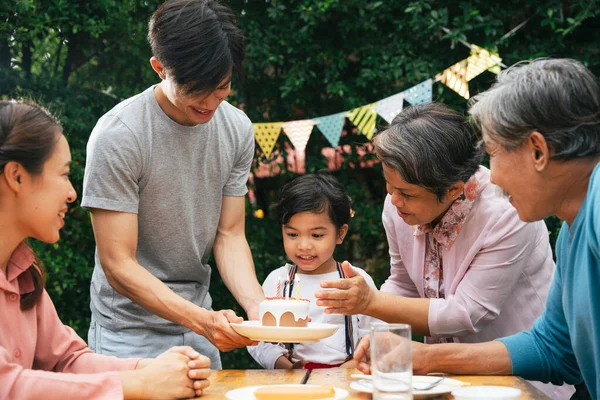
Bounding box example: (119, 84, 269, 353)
(259, 297, 310, 327)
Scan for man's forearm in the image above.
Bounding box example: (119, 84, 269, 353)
(419, 341, 512, 375)
(213, 234, 264, 315)
(366, 291, 431, 336)
(104, 258, 211, 335)
(213, 233, 264, 319)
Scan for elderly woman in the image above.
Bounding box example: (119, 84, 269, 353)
(0, 100, 211, 400)
(354, 58, 600, 399)
(316, 102, 573, 397)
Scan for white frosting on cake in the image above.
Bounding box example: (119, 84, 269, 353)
(259, 298, 310, 327)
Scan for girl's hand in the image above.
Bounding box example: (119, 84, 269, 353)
(291, 360, 306, 369)
(275, 355, 293, 369)
(275, 355, 305, 369)
(315, 261, 374, 315)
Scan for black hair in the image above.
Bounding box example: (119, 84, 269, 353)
(148, 0, 245, 95)
(0, 100, 62, 176)
(276, 171, 352, 230)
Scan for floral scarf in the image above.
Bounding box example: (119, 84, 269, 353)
(414, 176, 480, 300)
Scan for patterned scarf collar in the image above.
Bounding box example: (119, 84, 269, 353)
(414, 176, 480, 250)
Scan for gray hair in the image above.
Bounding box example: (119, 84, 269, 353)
(373, 102, 484, 201)
(469, 58, 600, 160)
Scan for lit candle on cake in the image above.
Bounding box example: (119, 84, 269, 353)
(285, 275, 290, 299)
(295, 277, 300, 300)
(276, 277, 281, 297)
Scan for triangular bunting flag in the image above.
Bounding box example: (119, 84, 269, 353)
(347, 103, 377, 140)
(435, 59, 469, 99)
(404, 79, 432, 105)
(375, 92, 404, 124)
(253, 122, 282, 158)
(282, 119, 315, 153)
(436, 45, 502, 100)
(466, 44, 502, 81)
(314, 112, 346, 148)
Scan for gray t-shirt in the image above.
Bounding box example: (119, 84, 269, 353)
(82, 86, 254, 334)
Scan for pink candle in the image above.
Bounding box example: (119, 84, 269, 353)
(276, 277, 281, 297)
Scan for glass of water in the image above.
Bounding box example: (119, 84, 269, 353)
(370, 323, 412, 400)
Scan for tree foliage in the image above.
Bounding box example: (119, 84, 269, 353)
(1, 0, 598, 369)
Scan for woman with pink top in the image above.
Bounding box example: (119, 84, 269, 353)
(0, 100, 211, 400)
(315, 102, 573, 398)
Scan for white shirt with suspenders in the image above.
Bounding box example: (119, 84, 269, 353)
(247, 263, 380, 369)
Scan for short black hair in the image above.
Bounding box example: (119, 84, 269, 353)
(276, 172, 352, 230)
(148, 0, 245, 95)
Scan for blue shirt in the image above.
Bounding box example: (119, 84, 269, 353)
(500, 162, 600, 396)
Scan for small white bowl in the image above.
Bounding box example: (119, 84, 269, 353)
(452, 385, 522, 400)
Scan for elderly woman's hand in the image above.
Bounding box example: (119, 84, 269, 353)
(315, 261, 375, 315)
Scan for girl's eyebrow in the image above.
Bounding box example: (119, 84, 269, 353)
(283, 225, 329, 231)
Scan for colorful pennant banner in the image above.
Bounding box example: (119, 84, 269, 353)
(466, 44, 502, 81)
(250, 44, 501, 157)
(314, 112, 347, 148)
(253, 122, 282, 158)
(375, 92, 405, 124)
(436, 44, 503, 99)
(282, 119, 315, 153)
(404, 79, 433, 105)
(436, 60, 469, 99)
(347, 103, 377, 139)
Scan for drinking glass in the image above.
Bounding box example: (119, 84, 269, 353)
(370, 323, 412, 400)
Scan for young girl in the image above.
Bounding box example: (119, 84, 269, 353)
(248, 172, 379, 370)
(0, 100, 210, 399)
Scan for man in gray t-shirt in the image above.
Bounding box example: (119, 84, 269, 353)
(82, 0, 264, 367)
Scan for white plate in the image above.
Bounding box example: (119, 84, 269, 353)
(230, 321, 338, 343)
(225, 384, 348, 400)
(350, 376, 466, 399)
(452, 386, 521, 399)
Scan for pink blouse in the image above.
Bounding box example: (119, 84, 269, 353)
(381, 167, 556, 343)
(0, 243, 139, 400)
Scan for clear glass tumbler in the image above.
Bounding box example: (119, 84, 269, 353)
(370, 323, 413, 400)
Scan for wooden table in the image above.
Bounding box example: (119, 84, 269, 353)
(199, 368, 551, 399)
